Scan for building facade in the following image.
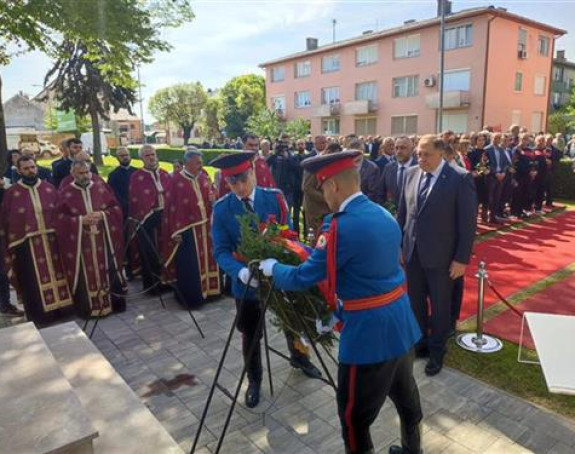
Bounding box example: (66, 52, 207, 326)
(260, 4, 565, 136)
(551, 50, 575, 111)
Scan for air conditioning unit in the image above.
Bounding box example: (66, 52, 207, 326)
(424, 76, 436, 87)
(518, 49, 527, 59)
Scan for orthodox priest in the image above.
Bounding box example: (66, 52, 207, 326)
(129, 145, 171, 292)
(163, 148, 220, 308)
(56, 160, 126, 318)
(0, 156, 73, 325)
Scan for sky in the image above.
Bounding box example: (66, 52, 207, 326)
(2, 0, 575, 123)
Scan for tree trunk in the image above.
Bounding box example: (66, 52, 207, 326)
(183, 125, 192, 145)
(0, 73, 9, 177)
(89, 108, 103, 166)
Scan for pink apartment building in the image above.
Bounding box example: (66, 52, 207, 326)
(259, 4, 566, 137)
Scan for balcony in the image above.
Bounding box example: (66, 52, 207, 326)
(552, 80, 571, 93)
(313, 103, 341, 117)
(343, 100, 378, 115)
(425, 91, 470, 109)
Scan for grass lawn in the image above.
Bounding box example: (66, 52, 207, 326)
(445, 336, 575, 419)
(38, 156, 217, 180)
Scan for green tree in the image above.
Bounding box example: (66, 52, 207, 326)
(246, 108, 283, 139)
(284, 117, 311, 139)
(0, 0, 194, 169)
(220, 74, 266, 138)
(200, 96, 225, 139)
(149, 82, 208, 145)
(548, 110, 573, 135)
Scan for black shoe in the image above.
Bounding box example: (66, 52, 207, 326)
(290, 356, 323, 379)
(245, 381, 260, 408)
(425, 355, 444, 376)
(0, 304, 24, 317)
(389, 446, 403, 454)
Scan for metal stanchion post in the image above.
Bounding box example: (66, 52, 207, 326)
(456, 261, 503, 353)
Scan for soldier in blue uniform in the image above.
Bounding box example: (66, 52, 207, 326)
(210, 151, 322, 409)
(259, 151, 423, 454)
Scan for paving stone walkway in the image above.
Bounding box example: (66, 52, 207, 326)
(7, 284, 575, 453)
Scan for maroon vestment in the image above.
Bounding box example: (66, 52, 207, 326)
(0, 180, 73, 320)
(128, 168, 171, 224)
(162, 171, 220, 298)
(56, 180, 125, 317)
(60, 173, 104, 190)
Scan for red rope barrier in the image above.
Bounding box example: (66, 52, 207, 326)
(486, 279, 523, 317)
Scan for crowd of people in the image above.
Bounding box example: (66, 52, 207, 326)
(0, 124, 569, 454)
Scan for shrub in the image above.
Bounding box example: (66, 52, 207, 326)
(554, 158, 575, 200)
(110, 147, 240, 165)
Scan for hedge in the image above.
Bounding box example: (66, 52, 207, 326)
(110, 146, 237, 165)
(554, 159, 575, 200)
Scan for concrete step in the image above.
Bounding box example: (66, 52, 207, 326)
(40, 322, 183, 454)
(0, 322, 98, 454)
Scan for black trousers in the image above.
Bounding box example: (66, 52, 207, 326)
(534, 173, 547, 211)
(137, 210, 163, 291)
(511, 174, 534, 215)
(235, 298, 309, 384)
(406, 248, 453, 357)
(292, 190, 303, 234)
(487, 175, 505, 218)
(544, 171, 555, 206)
(337, 351, 422, 454)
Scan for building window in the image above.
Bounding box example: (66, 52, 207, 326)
(534, 75, 546, 96)
(511, 110, 522, 126)
(271, 66, 285, 82)
(355, 81, 378, 103)
(538, 36, 550, 56)
(322, 118, 340, 135)
(355, 118, 377, 136)
(443, 69, 470, 91)
(394, 35, 421, 58)
(444, 24, 472, 50)
(294, 60, 311, 78)
(514, 72, 523, 92)
(393, 76, 419, 98)
(321, 87, 340, 104)
(295, 91, 311, 108)
(271, 96, 286, 112)
(322, 54, 340, 73)
(518, 28, 528, 56)
(531, 111, 543, 133)
(356, 44, 378, 67)
(391, 115, 418, 135)
(441, 112, 468, 133)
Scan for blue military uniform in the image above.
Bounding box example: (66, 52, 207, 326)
(210, 151, 321, 409)
(265, 150, 423, 454)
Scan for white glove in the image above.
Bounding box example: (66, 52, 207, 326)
(259, 259, 278, 277)
(238, 267, 258, 288)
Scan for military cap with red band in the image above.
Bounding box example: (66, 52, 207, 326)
(301, 150, 362, 187)
(209, 151, 255, 177)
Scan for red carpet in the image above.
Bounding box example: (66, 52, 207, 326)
(483, 273, 575, 349)
(475, 205, 565, 236)
(460, 210, 575, 321)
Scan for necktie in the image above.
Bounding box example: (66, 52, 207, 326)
(397, 166, 406, 196)
(417, 172, 433, 209)
(242, 198, 254, 213)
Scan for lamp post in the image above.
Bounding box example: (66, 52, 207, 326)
(438, 0, 446, 133)
(137, 64, 145, 144)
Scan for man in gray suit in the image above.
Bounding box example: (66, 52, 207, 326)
(397, 135, 477, 376)
(377, 136, 417, 206)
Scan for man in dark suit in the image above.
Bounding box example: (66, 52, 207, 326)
(52, 138, 99, 188)
(397, 135, 477, 376)
(485, 132, 511, 223)
(364, 136, 380, 161)
(377, 136, 417, 206)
